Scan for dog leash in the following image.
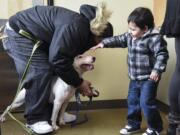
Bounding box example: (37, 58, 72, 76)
(1, 26, 99, 132)
(0, 25, 7, 40)
(0, 28, 41, 135)
(71, 87, 99, 127)
(0, 25, 6, 135)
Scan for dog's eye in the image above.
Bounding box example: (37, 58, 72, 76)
(77, 55, 83, 58)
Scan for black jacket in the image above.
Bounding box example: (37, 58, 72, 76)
(161, 0, 180, 37)
(9, 6, 95, 87)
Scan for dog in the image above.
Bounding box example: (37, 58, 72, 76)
(0, 54, 96, 130)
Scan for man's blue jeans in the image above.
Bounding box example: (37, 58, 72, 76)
(2, 26, 53, 124)
(127, 80, 163, 132)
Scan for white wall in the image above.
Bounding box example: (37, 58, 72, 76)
(0, 0, 174, 104)
(56, 0, 175, 105)
(0, 0, 32, 18)
(158, 38, 175, 104)
(55, 0, 154, 101)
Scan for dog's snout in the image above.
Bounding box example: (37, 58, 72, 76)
(92, 57, 96, 62)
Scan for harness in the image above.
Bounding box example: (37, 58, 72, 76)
(72, 87, 99, 127)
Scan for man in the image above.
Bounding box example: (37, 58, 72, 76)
(2, 3, 113, 134)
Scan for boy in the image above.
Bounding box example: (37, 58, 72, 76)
(91, 7, 169, 135)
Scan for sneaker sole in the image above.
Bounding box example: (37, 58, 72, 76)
(26, 124, 53, 135)
(120, 129, 141, 135)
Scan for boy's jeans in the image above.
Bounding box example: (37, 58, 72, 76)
(127, 80, 163, 132)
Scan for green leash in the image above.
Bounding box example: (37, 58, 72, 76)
(0, 25, 7, 40)
(1, 29, 41, 135)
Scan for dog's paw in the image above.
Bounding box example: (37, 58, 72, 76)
(52, 124, 59, 130)
(59, 119, 66, 125)
(0, 115, 6, 122)
(59, 118, 66, 126)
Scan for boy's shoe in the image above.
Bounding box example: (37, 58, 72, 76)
(120, 125, 141, 135)
(142, 128, 160, 135)
(63, 112, 77, 123)
(26, 121, 53, 134)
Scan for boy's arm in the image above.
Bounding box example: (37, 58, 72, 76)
(151, 36, 169, 74)
(102, 32, 128, 48)
(91, 32, 129, 50)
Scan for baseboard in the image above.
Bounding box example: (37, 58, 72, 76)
(0, 99, 169, 114)
(157, 100, 169, 113)
(67, 99, 169, 113)
(66, 99, 127, 111)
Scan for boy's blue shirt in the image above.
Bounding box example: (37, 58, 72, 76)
(102, 28, 169, 80)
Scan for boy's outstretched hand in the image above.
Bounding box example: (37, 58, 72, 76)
(149, 71, 161, 82)
(90, 42, 104, 51)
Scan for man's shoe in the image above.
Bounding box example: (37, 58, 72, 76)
(26, 121, 53, 134)
(142, 128, 160, 135)
(63, 112, 77, 123)
(120, 125, 141, 135)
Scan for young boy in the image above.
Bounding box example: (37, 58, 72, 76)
(91, 7, 169, 135)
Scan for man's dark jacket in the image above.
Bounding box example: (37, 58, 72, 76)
(9, 5, 95, 87)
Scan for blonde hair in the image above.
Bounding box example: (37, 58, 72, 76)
(90, 2, 112, 36)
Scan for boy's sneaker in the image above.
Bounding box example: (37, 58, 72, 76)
(120, 125, 141, 135)
(142, 128, 160, 135)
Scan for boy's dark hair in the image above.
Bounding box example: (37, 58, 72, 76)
(127, 7, 154, 30)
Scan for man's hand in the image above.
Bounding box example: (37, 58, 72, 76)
(90, 42, 104, 51)
(77, 80, 94, 97)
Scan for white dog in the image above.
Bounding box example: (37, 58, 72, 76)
(0, 54, 96, 130)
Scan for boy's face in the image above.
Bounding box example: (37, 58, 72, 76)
(128, 21, 147, 39)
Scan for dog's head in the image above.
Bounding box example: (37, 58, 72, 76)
(73, 55, 96, 75)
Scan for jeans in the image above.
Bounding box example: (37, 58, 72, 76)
(127, 80, 163, 132)
(2, 25, 53, 124)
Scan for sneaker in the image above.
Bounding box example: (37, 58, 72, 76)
(26, 121, 53, 134)
(63, 112, 77, 123)
(120, 125, 141, 135)
(142, 128, 160, 135)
